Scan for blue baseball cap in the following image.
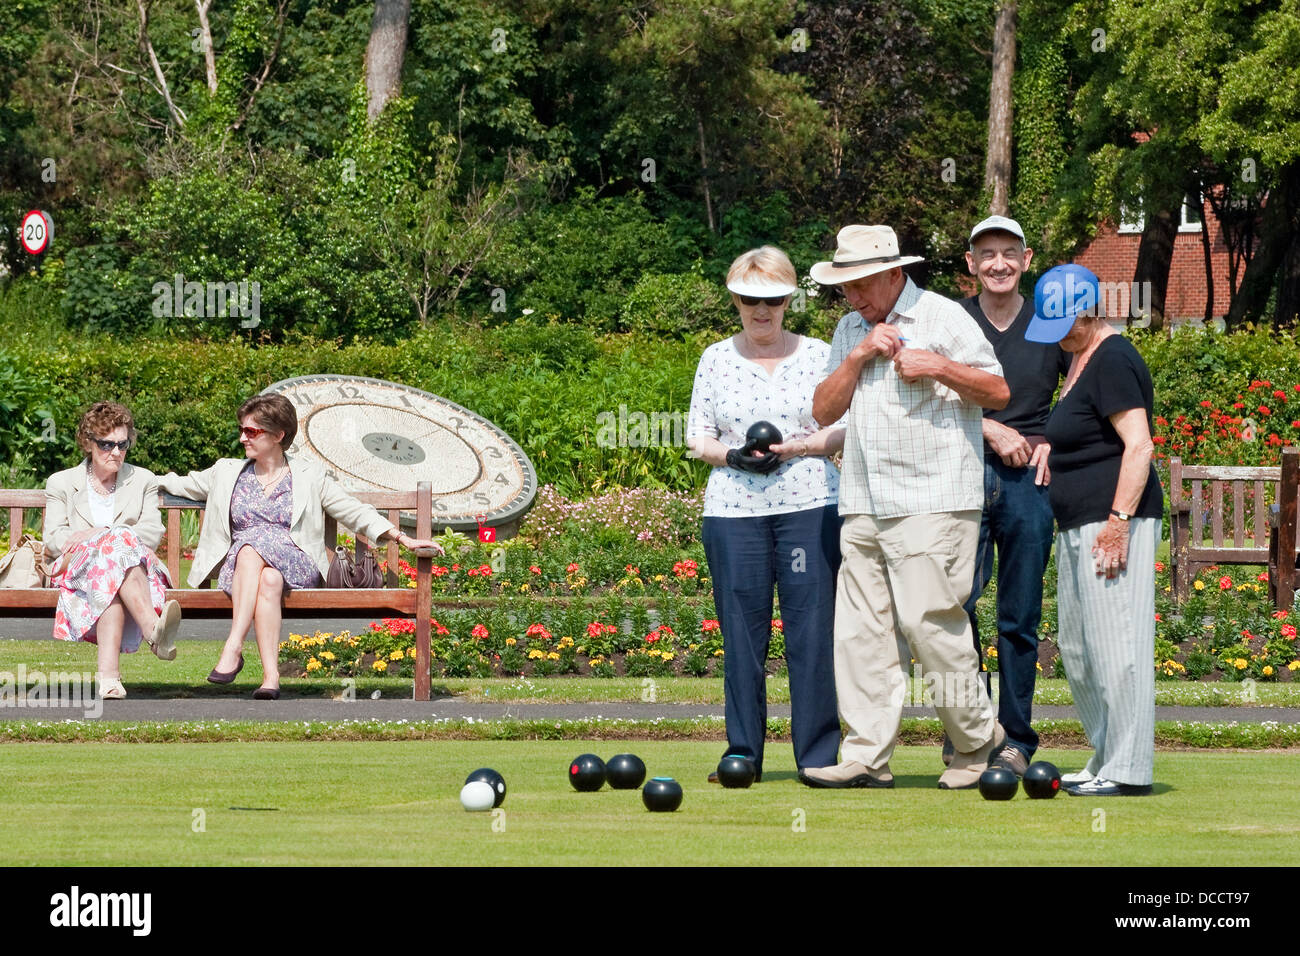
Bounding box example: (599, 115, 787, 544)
(1026, 264, 1100, 343)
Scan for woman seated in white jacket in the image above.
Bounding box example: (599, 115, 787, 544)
(44, 401, 181, 700)
(160, 393, 441, 699)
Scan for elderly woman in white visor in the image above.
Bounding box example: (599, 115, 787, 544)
(686, 245, 847, 783)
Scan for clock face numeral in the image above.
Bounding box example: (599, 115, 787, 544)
(264, 374, 535, 528)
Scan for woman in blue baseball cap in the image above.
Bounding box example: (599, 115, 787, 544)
(1027, 264, 1164, 797)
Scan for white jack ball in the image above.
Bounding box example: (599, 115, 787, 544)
(459, 780, 496, 812)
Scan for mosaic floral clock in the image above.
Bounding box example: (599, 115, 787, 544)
(263, 375, 536, 533)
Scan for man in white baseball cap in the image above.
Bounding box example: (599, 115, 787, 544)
(954, 214, 1069, 780)
(801, 224, 1010, 791)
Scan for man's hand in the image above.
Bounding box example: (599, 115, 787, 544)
(852, 323, 904, 362)
(892, 347, 948, 385)
(1030, 441, 1051, 486)
(983, 419, 1033, 468)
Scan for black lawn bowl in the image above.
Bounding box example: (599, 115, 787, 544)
(568, 753, 607, 792)
(642, 777, 684, 812)
(606, 753, 647, 790)
(978, 767, 1019, 801)
(464, 768, 507, 808)
(745, 420, 783, 453)
(716, 755, 757, 789)
(1022, 761, 1062, 799)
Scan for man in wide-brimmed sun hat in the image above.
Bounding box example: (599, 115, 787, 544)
(801, 224, 1012, 792)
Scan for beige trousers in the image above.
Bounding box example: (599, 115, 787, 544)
(833, 511, 995, 770)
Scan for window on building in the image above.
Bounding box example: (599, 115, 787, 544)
(1179, 192, 1203, 232)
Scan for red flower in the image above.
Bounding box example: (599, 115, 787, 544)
(566, 563, 580, 573)
(772, 619, 784, 632)
(1154, 613, 1162, 622)
(1152, 436, 1166, 445)
(1219, 575, 1233, 590)
(477, 564, 492, 576)
(1258, 406, 1271, 416)
(529, 565, 541, 575)
(1257, 571, 1269, 582)
(451, 563, 460, 571)
(471, 624, 489, 639)
(1155, 416, 1168, 426)
(1282, 624, 1297, 639)
(1274, 390, 1287, 400)
(1232, 402, 1246, 410)
(701, 619, 721, 632)
(1199, 400, 1214, 408)
(1154, 561, 1166, 572)
(526, 623, 552, 640)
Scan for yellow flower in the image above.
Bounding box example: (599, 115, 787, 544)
(1263, 665, 1274, 676)
(519, 583, 530, 592)
(985, 646, 998, 658)
(1234, 658, 1248, 670)
(714, 649, 724, 657)
(305, 658, 322, 672)
(1289, 661, 1300, 671)
(1193, 580, 1205, 591)
(559, 636, 574, 648)
(388, 650, 404, 661)
(373, 659, 388, 672)
(528, 649, 545, 659)
(661, 652, 675, 661)
(320, 651, 335, 661)
(653, 574, 665, 582)
(506, 637, 517, 646)
(547, 652, 560, 661)
(333, 635, 346, 644)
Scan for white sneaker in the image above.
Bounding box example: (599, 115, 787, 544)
(1061, 769, 1094, 785)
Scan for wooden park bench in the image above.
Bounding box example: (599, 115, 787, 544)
(1169, 450, 1299, 611)
(1268, 447, 1299, 612)
(0, 483, 439, 700)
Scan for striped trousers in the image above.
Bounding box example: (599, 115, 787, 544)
(1055, 517, 1158, 786)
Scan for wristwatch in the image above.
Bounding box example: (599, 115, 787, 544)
(1109, 509, 1131, 521)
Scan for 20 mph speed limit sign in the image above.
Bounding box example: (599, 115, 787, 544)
(20, 210, 52, 255)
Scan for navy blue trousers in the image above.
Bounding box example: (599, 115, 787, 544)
(702, 504, 842, 772)
(963, 456, 1056, 758)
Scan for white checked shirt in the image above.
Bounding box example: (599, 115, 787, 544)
(825, 277, 1003, 518)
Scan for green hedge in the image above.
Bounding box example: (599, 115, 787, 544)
(2, 283, 1297, 494)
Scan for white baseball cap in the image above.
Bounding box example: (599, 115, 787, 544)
(969, 215, 1026, 247)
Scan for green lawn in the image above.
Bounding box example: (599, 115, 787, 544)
(0, 741, 1294, 866)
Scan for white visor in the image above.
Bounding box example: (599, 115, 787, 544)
(726, 277, 797, 298)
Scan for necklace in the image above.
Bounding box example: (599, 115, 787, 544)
(743, 329, 790, 361)
(255, 462, 287, 488)
(86, 461, 116, 495)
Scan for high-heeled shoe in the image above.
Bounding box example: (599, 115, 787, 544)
(252, 686, 280, 700)
(206, 654, 245, 685)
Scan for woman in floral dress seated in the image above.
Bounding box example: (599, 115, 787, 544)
(44, 402, 181, 700)
(160, 394, 441, 699)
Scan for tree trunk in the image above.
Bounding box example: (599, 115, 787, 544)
(1228, 160, 1300, 328)
(1199, 192, 1214, 326)
(984, 0, 1016, 215)
(364, 0, 411, 123)
(697, 115, 716, 233)
(1133, 205, 1179, 331)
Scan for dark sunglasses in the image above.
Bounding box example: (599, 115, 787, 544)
(239, 425, 268, 439)
(739, 294, 789, 307)
(94, 439, 130, 452)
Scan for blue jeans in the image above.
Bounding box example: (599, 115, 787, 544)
(963, 456, 1055, 758)
(702, 504, 842, 772)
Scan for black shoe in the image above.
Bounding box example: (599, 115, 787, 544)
(206, 654, 244, 685)
(252, 686, 281, 700)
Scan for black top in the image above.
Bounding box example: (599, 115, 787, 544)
(960, 294, 1070, 441)
(1044, 335, 1164, 531)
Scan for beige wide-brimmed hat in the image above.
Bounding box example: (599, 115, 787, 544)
(809, 225, 924, 285)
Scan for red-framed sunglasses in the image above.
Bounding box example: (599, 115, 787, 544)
(239, 425, 268, 439)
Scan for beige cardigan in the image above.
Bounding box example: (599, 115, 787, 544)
(44, 461, 165, 558)
(158, 455, 396, 588)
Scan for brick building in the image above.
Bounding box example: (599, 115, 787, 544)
(1072, 192, 1235, 325)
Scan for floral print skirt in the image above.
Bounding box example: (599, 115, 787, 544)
(51, 527, 172, 652)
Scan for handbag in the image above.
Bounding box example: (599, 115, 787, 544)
(325, 542, 384, 589)
(0, 534, 52, 589)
